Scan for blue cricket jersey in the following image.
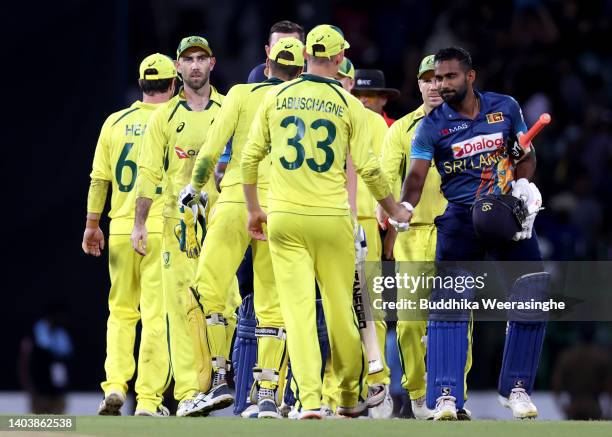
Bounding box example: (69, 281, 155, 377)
(411, 90, 527, 205)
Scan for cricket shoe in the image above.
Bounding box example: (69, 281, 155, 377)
(298, 409, 323, 420)
(498, 388, 538, 419)
(337, 400, 367, 418)
(98, 391, 125, 416)
(176, 396, 208, 417)
(433, 395, 458, 421)
(411, 395, 434, 420)
(135, 404, 170, 417)
(369, 387, 394, 418)
(287, 406, 300, 420)
(457, 407, 472, 421)
(257, 388, 281, 419)
(366, 384, 386, 408)
(194, 383, 234, 415)
(240, 404, 259, 419)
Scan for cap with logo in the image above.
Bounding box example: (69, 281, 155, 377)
(417, 54, 435, 79)
(176, 36, 213, 59)
(352, 69, 400, 99)
(337, 57, 355, 80)
(268, 37, 305, 67)
(306, 24, 350, 58)
(139, 53, 177, 80)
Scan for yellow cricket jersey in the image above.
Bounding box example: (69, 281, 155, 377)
(241, 73, 390, 216)
(137, 87, 224, 219)
(89, 101, 164, 234)
(380, 104, 446, 224)
(190, 78, 283, 204)
(356, 109, 388, 219)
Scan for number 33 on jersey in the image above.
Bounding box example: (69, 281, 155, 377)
(90, 101, 164, 234)
(242, 74, 389, 216)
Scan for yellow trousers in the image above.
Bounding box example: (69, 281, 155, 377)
(194, 199, 283, 391)
(102, 233, 169, 413)
(268, 212, 368, 411)
(162, 217, 209, 401)
(395, 224, 472, 400)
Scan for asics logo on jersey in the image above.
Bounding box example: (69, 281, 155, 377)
(440, 123, 468, 136)
(176, 122, 185, 132)
(451, 132, 504, 159)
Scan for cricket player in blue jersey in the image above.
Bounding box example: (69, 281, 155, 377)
(396, 47, 546, 420)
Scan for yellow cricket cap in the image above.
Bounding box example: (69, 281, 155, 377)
(337, 57, 355, 79)
(306, 24, 350, 57)
(268, 37, 305, 67)
(139, 53, 177, 80)
(417, 54, 435, 78)
(176, 35, 213, 58)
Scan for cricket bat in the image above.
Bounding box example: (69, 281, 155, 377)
(353, 257, 384, 375)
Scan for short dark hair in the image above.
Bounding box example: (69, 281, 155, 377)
(269, 51, 302, 80)
(269, 20, 305, 43)
(138, 70, 174, 95)
(434, 47, 473, 71)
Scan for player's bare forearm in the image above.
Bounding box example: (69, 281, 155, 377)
(134, 197, 153, 227)
(514, 147, 537, 181)
(399, 159, 430, 207)
(243, 183, 261, 212)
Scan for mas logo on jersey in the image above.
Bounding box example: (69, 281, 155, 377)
(440, 123, 468, 136)
(451, 132, 504, 159)
(486, 112, 504, 124)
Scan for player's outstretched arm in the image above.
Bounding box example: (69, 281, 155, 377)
(131, 197, 152, 255)
(399, 158, 430, 208)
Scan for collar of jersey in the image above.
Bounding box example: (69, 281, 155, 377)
(264, 77, 284, 85)
(132, 101, 159, 111)
(440, 89, 487, 121)
(299, 73, 342, 87)
(177, 85, 221, 110)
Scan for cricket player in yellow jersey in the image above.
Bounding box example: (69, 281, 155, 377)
(131, 36, 236, 416)
(82, 53, 176, 416)
(378, 55, 472, 420)
(335, 58, 393, 418)
(178, 38, 305, 418)
(241, 24, 411, 419)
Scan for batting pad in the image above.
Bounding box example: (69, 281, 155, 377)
(232, 294, 257, 415)
(426, 321, 468, 409)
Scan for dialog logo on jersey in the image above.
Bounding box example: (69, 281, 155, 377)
(451, 132, 504, 159)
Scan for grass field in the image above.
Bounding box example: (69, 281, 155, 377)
(2, 416, 611, 437)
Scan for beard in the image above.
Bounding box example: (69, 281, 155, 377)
(183, 71, 209, 90)
(440, 82, 468, 104)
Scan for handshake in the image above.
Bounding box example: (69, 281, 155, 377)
(377, 202, 414, 232)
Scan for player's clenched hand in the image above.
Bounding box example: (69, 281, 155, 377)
(82, 226, 105, 256)
(376, 204, 389, 230)
(131, 224, 148, 256)
(388, 202, 414, 232)
(247, 208, 268, 241)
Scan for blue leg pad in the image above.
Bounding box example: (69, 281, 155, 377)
(498, 321, 546, 397)
(232, 294, 257, 415)
(426, 321, 468, 410)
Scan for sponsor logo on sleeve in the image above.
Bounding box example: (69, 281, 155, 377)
(486, 112, 504, 124)
(451, 132, 504, 158)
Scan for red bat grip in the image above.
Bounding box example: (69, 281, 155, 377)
(519, 113, 551, 150)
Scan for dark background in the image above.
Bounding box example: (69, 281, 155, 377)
(4, 0, 611, 396)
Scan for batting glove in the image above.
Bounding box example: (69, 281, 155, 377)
(511, 178, 542, 241)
